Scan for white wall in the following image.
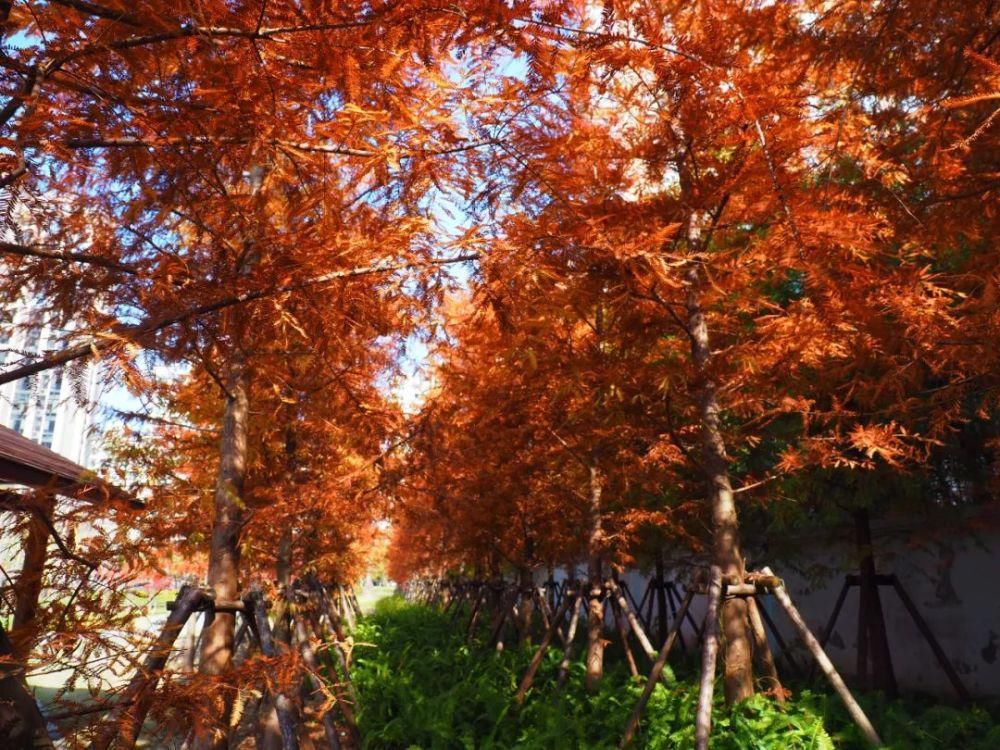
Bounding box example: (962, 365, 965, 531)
(541, 515, 999, 698)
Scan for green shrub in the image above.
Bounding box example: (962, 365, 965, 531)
(347, 598, 998, 750)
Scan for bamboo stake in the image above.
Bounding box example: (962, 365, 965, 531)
(246, 587, 301, 750)
(515, 592, 576, 702)
(610, 581, 658, 663)
(694, 566, 723, 750)
(291, 609, 341, 750)
(620, 588, 695, 747)
(761, 567, 882, 748)
(556, 593, 584, 688)
(89, 586, 207, 750)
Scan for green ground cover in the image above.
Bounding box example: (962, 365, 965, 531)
(350, 598, 1000, 750)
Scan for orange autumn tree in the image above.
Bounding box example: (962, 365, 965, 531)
(0, 1, 520, 744)
(439, 0, 998, 707)
(0, 0, 994, 741)
(391, 220, 693, 686)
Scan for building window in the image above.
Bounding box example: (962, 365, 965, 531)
(11, 381, 31, 434)
(41, 413, 57, 448)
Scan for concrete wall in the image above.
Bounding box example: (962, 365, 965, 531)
(548, 513, 1000, 698)
(760, 520, 1000, 698)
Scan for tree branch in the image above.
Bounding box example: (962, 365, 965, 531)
(65, 135, 500, 161)
(0, 240, 139, 274)
(47, 0, 143, 26)
(0, 253, 480, 385)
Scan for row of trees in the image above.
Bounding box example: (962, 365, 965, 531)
(389, 0, 999, 708)
(0, 0, 996, 745)
(1, 0, 517, 745)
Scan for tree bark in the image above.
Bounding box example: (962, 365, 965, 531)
(685, 246, 754, 706)
(10, 495, 55, 660)
(854, 509, 896, 696)
(194, 349, 249, 750)
(655, 551, 668, 646)
(585, 462, 605, 692)
(517, 565, 534, 647)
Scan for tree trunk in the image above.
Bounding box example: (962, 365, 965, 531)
(10, 495, 55, 660)
(685, 251, 754, 706)
(854, 509, 896, 695)
(655, 550, 668, 646)
(585, 463, 605, 692)
(517, 565, 534, 647)
(194, 349, 250, 750)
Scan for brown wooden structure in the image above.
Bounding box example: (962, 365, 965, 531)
(0, 423, 142, 748)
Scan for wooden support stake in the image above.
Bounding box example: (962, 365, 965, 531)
(449, 586, 467, 624)
(762, 567, 882, 748)
(610, 582, 657, 662)
(810, 577, 851, 682)
(694, 566, 723, 750)
(89, 586, 207, 750)
(246, 587, 300, 750)
(338, 586, 356, 631)
(515, 593, 576, 703)
(755, 593, 803, 675)
(620, 579, 648, 635)
(664, 584, 687, 652)
(819, 578, 851, 651)
(637, 580, 652, 631)
(536, 585, 568, 645)
(655, 553, 668, 645)
(291, 609, 342, 750)
(466, 586, 486, 644)
(620, 589, 694, 748)
(889, 574, 970, 703)
(556, 594, 584, 688)
(535, 586, 552, 634)
(611, 596, 639, 677)
(303, 605, 359, 732)
(490, 589, 516, 652)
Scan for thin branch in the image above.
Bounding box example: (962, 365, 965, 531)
(65, 135, 500, 161)
(47, 0, 143, 26)
(546, 427, 591, 470)
(0, 241, 139, 274)
(0, 253, 480, 385)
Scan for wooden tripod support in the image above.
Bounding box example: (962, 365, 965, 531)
(620, 567, 884, 750)
(815, 571, 970, 702)
(86, 580, 357, 750)
(633, 576, 703, 651)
